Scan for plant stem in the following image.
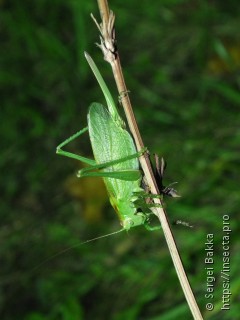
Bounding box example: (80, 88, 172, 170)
(93, 1, 203, 319)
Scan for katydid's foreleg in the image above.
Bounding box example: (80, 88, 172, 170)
(142, 210, 162, 231)
(144, 223, 161, 231)
(78, 147, 147, 181)
(144, 219, 192, 231)
(56, 127, 96, 166)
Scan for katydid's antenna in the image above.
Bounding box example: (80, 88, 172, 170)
(80, 228, 124, 244)
(32, 229, 124, 272)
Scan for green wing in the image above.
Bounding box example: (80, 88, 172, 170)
(88, 103, 139, 199)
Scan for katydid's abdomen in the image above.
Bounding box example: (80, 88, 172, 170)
(88, 103, 143, 229)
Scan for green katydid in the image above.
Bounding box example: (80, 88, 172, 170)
(56, 52, 161, 232)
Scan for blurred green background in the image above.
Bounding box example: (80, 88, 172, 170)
(1, 0, 240, 319)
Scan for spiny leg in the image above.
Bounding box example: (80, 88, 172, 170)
(132, 192, 163, 231)
(78, 169, 142, 181)
(78, 147, 147, 181)
(57, 127, 147, 182)
(144, 223, 161, 231)
(56, 126, 96, 166)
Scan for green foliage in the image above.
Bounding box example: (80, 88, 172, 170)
(1, 0, 239, 319)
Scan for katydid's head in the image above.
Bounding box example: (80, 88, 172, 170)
(122, 213, 146, 231)
(122, 218, 133, 231)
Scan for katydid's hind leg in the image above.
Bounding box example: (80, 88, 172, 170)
(78, 147, 147, 180)
(57, 126, 88, 150)
(56, 126, 96, 166)
(77, 168, 141, 181)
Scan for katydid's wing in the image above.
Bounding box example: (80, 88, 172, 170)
(88, 103, 140, 199)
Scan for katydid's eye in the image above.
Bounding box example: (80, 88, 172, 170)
(122, 218, 134, 230)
